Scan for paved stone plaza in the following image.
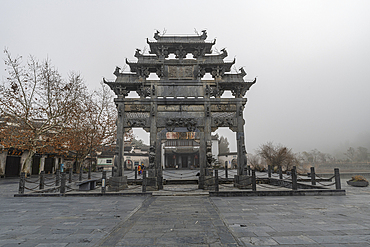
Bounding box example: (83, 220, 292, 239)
(1, 173, 370, 246)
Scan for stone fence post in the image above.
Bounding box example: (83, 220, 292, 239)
(142, 170, 147, 193)
(69, 170, 72, 183)
(101, 171, 106, 194)
(55, 169, 60, 187)
(19, 172, 25, 194)
(268, 165, 272, 178)
(334, 168, 341, 190)
(252, 170, 256, 191)
(224, 161, 228, 179)
(310, 167, 316, 185)
(39, 171, 45, 190)
(279, 166, 283, 179)
(215, 169, 219, 192)
(79, 166, 83, 181)
(60, 172, 66, 194)
(291, 166, 297, 190)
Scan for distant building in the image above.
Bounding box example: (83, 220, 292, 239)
(218, 152, 238, 169)
(163, 134, 218, 169)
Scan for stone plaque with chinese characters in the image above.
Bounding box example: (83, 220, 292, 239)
(168, 66, 194, 79)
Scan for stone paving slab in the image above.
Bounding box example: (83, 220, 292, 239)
(1, 173, 370, 246)
(211, 181, 370, 246)
(96, 196, 240, 246)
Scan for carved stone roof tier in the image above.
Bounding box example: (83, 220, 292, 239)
(153, 30, 208, 42)
(147, 33, 215, 59)
(104, 31, 256, 98)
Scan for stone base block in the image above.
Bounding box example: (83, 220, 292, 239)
(145, 177, 159, 191)
(204, 175, 215, 190)
(108, 176, 128, 192)
(234, 175, 252, 189)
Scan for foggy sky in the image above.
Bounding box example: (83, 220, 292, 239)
(1, 0, 370, 155)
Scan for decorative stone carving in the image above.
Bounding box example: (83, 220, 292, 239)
(156, 45, 169, 58)
(149, 145, 156, 168)
(175, 45, 187, 59)
(206, 85, 224, 98)
(108, 84, 129, 98)
(206, 140, 212, 167)
(136, 86, 151, 98)
(211, 66, 226, 79)
(113, 66, 121, 77)
(165, 118, 197, 132)
(137, 67, 150, 78)
(220, 48, 228, 59)
(156, 65, 165, 78)
(134, 48, 143, 58)
(200, 30, 207, 40)
(154, 30, 160, 40)
(214, 117, 233, 127)
(231, 85, 248, 98)
(239, 67, 246, 77)
(197, 66, 206, 78)
(127, 119, 146, 128)
(239, 106, 244, 116)
(192, 46, 204, 58)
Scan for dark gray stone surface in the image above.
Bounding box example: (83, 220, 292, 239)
(2, 173, 370, 246)
(211, 183, 370, 246)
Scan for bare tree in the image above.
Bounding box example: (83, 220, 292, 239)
(257, 142, 298, 172)
(247, 153, 261, 169)
(0, 50, 85, 173)
(62, 82, 134, 171)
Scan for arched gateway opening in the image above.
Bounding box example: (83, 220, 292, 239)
(104, 31, 256, 190)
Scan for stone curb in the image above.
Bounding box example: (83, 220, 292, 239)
(14, 192, 152, 197)
(209, 189, 346, 197)
(14, 189, 346, 197)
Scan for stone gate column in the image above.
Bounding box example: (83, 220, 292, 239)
(236, 100, 246, 176)
(116, 102, 125, 177)
(156, 134, 162, 189)
(198, 132, 206, 189)
(108, 100, 128, 191)
(146, 99, 159, 191)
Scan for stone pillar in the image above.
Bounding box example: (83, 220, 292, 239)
(236, 100, 246, 176)
(116, 102, 125, 177)
(0, 151, 7, 177)
(156, 134, 163, 190)
(40, 155, 46, 173)
(144, 99, 158, 191)
(108, 101, 128, 191)
(234, 100, 249, 188)
(203, 101, 212, 190)
(20, 151, 32, 175)
(198, 132, 206, 189)
(54, 158, 59, 174)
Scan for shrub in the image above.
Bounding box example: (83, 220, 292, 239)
(350, 175, 368, 182)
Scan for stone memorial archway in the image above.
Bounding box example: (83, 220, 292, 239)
(104, 31, 256, 190)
